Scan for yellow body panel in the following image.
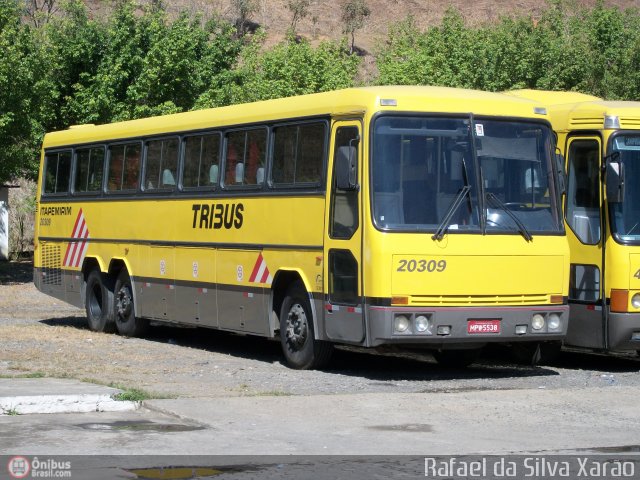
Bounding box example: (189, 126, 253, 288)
(34, 86, 571, 349)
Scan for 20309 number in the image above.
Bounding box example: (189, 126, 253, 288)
(397, 259, 447, 273)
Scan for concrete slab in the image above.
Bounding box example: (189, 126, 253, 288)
(0, 378, 139, 415)
(144, 386, 640, 455)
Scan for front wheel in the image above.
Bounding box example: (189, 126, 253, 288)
(511, 341, 562, 365)
(432, 348, 482, 368)
(114, 270, 148, 337)
(84, 269, 116, 333)
(280, 281, 333, 369)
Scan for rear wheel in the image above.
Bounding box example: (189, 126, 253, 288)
(84, 269, 115, 333)
(280, 281, 333, 369)
(114, 270, 148, 337)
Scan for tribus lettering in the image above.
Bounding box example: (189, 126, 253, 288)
(192, 203, 244, 230)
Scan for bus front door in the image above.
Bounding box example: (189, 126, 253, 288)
(564, 135, 605, 348)
(323, 121, 365, 344)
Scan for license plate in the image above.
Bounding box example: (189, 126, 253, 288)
(467, 319, 501, 334)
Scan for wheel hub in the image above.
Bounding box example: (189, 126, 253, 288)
(116, 285, 133, 318)
(286, 303, 308, 348)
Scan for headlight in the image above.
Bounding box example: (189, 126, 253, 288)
(547, 313, 561, 331)
(632, 294, 640, 309)
(531, 313, 546, 331)
(394, 315, 410, 333)
(415, 315, 431, 333)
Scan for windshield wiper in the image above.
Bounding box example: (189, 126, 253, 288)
(432, 185, 471, 241)
(485, 192, 533, 242)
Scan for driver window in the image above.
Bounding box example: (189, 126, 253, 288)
(566, 139, 600, 245)
(330, 126, 359, 239)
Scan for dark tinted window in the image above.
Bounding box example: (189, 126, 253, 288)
(144, 138, 179, 191)
(43, 151, 72, 195)
(272, 123, 325, 186)
(74, 147, 105, 193)
(183, 133, 220, 188)
(107, 143, 141, 192)
(224, 129, 267, 187)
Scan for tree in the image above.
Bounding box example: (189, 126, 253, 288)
(341, 0, 370, 54)
(24, 0, 58, 28)
(286, 0, 311, 35)
(8, 178, 36, 258)
(230, 0, 257, 37)
(0, 0, 43, 183)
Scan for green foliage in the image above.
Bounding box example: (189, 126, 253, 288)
(195, 33, 360, 107)
(2, 0, 640, 186)
(0, 0, 43, 181)
(376, 1, 640, 97)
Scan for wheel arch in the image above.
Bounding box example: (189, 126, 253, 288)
(270, 269, 320, 338)
(108, 257, 139, 317)
(81, 256, 106, 279)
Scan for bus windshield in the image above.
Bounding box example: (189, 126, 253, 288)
(609, 134, 640, 244)
(371, 115, 563, 236)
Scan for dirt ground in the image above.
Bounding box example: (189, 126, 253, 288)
(0, 260, 289, 398)
(2, 259, 639, 401)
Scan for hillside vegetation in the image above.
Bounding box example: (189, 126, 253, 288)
(1, 0, 640, 184)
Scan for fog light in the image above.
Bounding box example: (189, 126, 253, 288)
(547, 313, 561, 331)
(631, 331, 640, 342)
(632, 294, 640, 309)
(515, 325, 527, 335)
(394, 315, 410, 333)
(531, 314, 546, 331)
(415, 315, 431, 333)
(437, 325, 451, 336)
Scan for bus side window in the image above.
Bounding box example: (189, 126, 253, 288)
(108, 143, 140, 192)
(224, 129, 266, 187)
(43, 151, 72, 195)
(272, 122, 325, 187)
(245, 129, 266, 185)
(183, 133, 220, 189)
(74, 147, 105, 193)
(123, 144, 141, 191)
(144, 138, 178, 191)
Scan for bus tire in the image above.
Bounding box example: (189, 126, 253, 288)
(84, 269, 116, 333)
(114, 270, 148, 337)
(280, 281, 333, 370)
(432, 348, 481, 368)
(511, 341, 561, 366)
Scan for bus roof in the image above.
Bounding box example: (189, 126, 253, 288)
(43, 86, 550, 149)
(506, 89, 640, 131)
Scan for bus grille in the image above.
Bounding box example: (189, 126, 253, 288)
(621, 117, 640, 128)
(408, 293, 550, 306)
(569, 117, 604, 127)
(41, 243, 62, 286)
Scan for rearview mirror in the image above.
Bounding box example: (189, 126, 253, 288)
(336, 145, 357, 191)
(555, 152, 566, 195)
(605, 152, 624, 204)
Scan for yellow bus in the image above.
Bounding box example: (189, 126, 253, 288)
(508, 89, 640, 353)
(34, 86, 570, 369)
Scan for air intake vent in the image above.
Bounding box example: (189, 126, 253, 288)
(41, 243, 62, 285)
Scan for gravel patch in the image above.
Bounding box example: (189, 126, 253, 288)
(1, 260, 639, 398)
